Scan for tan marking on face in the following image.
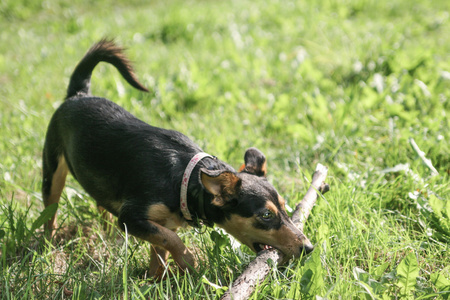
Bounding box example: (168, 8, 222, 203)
(218, 213, 311, 258)
(273, 224, 307, 254)
(265, 201, 278, 215)
(217, 215, 255, 249)
(147, 203, 185, 231)
(278, 195, 286, 210)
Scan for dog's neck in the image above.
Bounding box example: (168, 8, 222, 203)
(186, 157, 233, 227)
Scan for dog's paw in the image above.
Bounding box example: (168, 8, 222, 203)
(174, 249, 197, 273)
(149, 264, 190, 282)
(149, 265, 167, 282)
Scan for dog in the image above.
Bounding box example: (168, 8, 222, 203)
(42, 39, 314, 278)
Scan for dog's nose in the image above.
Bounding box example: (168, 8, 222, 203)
(301, 243, 314, 255)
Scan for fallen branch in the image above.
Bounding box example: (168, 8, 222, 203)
(219, 249, 283, 300)
(291, 164, 330, 230)
(221, 164, 329, 300)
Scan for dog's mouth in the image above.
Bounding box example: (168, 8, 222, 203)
(253, 242, 275, 253)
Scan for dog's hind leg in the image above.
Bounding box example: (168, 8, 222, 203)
(98, 205, 115, 235)
(42, 153, 68, 238)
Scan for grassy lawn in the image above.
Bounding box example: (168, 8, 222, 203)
(1, 0, 449, 298)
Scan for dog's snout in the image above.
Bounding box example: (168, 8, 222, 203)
(285, 220, 315, 256)
(301, 242, 314, 255)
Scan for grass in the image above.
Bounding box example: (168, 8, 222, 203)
(1, 0, 449, 298)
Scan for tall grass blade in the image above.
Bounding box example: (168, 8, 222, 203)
(30, 203, 58, 232)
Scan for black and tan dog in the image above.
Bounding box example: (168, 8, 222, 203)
(42, 39, 313, 277)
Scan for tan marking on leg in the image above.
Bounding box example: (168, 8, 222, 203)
(44, 156, 69, 237)
(137, 220, 196, 272)
(146, 203, 185, 231)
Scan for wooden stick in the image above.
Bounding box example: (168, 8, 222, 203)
(221, 164, 329, 300)
(291, 163, 329, 230)
(219, 250, 283, 300)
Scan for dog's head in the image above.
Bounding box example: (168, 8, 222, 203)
(200, 148, 313, 260)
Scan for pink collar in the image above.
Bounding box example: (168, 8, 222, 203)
(180, 152, 213, 221)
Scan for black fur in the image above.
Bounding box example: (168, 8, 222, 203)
(42, 39, 314, 276)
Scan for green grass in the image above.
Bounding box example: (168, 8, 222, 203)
(1, 0, 449, 298)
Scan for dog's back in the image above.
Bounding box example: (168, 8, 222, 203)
(42, 40, 202, 218)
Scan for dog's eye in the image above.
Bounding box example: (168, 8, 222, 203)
(261, 210, 274, 221)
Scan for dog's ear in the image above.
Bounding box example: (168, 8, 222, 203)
(238, 147, 267, 177)
(200, 169, 241, 207)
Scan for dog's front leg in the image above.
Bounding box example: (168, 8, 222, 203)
(118, 212, 196, 274)
(149, 245, 170, 279)
(145, 221, 196, 273)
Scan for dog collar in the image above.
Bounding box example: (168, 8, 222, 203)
(180, 152, 213, 222)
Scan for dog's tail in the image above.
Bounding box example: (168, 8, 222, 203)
(66, 39, 149, 99)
